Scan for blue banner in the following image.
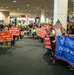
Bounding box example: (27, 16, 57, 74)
(55, 35, 74, 67)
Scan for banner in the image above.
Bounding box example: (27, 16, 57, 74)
(9, 27, 20, 36)
(0, 31, 13, 42)
(55, 35, 74, 67)
(37, 28, 46, 38)
(44, 37, 51, 49)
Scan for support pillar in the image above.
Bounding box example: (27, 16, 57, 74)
(40, 7, 45, 23)
(53, 0, 68, 36)
(0, 11, 10, 25)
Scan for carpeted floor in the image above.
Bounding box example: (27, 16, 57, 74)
(0, 37, 74, 75)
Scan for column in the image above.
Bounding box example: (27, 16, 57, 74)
(40, 7, 45, 22)
(53, 0, 68, 36)
(73, 0, 74, 17)
(0, 11, 10, 25)
(25, 15, 28, 25)
(46, 17, 49, 23)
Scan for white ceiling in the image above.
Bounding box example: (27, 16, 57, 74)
(0, 0, 73, 17)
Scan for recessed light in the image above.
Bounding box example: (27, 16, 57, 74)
(46, 10, 48, 11)
(36, 7, 39, 9)
(1, 7, 4, 8)
(17, 8, 19, 10)
(13, 0, 16, 3)
(27, 4, 29, 6)
(6, 6, 8, 8)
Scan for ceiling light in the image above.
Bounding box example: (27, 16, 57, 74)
(27, 4, 29, 6)
(46, 10, 48, 11)
(36, 7, 39, 9)
(6, 6, 8, 8)
(13, 0, 16, 3)
(17, 8, 19, 10)
(1, 7, 4, 8)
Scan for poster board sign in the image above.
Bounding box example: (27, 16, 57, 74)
(0, 31, 13, 42)
(44, 37, 51, 49)
(37, 28, 46, 38)
(9, 27, 20, 36)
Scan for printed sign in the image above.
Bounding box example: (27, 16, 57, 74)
(9, 27, 20, 36)
(44, 37, 51, 49)
(0, 31, 13, 42)
(37, 28, 46, 38)
(55, 35, 74, 67)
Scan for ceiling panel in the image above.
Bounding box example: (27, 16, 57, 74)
(0, 0, 73, 17)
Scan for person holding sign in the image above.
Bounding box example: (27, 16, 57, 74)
(71, 25, 74, 35)
(8, 23, 16, 46)
(60, 27, 67, 35)
(10, 24, 16, 46)
(3, 27, 10, 49)
(45, 24, 55, 56)
(0, 25, 4, 46)
(32, 26, 37, 38)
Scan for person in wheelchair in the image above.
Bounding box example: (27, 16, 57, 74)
(0, 24, 4, 46)
(45, 24, 56, 56)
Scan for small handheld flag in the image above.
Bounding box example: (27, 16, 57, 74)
(53, 20, 62, 30)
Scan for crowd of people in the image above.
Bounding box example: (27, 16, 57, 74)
(0, 21, 74, 53)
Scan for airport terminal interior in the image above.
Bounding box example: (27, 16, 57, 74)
(0, 0, 74, 75)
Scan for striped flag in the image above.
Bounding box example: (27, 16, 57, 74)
(53, 20, 62, 30)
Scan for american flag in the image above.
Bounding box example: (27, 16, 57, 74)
(70, 17, 74, 25)
(53, 20, 62, 30)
